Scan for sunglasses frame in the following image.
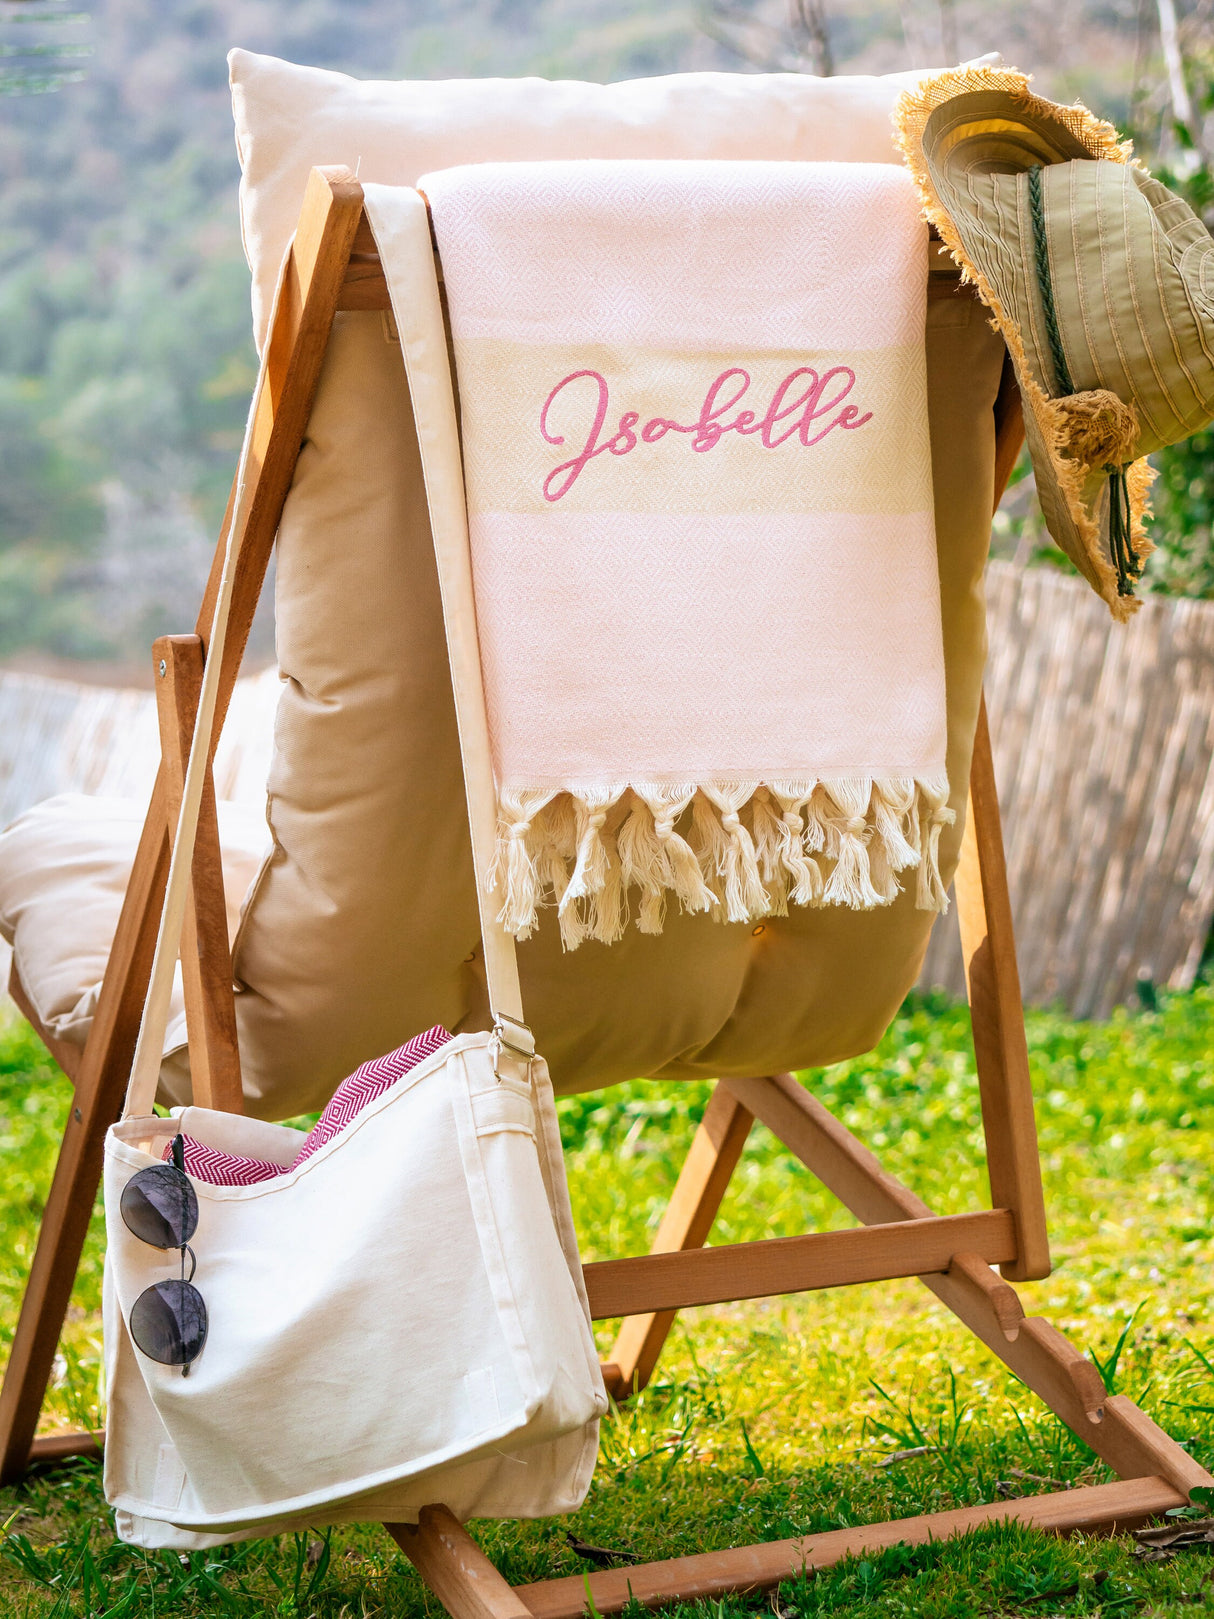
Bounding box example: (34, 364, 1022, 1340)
(120, 1138, 207, 1376)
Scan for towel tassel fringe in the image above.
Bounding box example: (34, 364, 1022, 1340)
(492, 777, 953, 949)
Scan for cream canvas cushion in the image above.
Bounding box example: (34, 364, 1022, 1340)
(3, 61, 1006, 1122)
(215, 57, 1009, 1117)
(230, 49, 941, 352)
(227, 287, 1005, 1117)
(0, 795, 268, 1086)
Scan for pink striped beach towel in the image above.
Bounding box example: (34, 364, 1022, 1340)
(165, 1026, 452, 1187)
(420, 160, 951, 949)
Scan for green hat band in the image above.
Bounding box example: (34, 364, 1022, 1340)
(1026, 164, 1141, 598)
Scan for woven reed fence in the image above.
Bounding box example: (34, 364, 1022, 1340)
(0, 664, 277, 1000)
(0, 666, 278, 829)
(2, 560, 1213, 1019)
(920, 562, 1214, 1016)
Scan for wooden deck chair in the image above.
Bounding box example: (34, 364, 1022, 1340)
(1, 160, 1210, 1614)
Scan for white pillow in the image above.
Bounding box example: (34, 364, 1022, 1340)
(0, 794, 269, 1098)
(229, 49, 939, 349)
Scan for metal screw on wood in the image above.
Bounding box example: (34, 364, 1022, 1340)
(158, 660, 167, 678)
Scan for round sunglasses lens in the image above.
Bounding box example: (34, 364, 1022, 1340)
(129, 1279, 207, 1367)
(120, 1164, 199, 1250)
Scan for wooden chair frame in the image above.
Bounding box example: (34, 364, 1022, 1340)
(2, 167, 1208, 1611)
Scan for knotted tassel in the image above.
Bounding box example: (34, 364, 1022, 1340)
(915, 777, 955, 914)
(817, 778, 884, 910)
(750, 787, 790, 915)
(616, 791, 668, 933)
(868, 778, 920, 903)
(696, 783, 769, 924)
(587, 820, 626, 946)
(533, 793, 579, 906)
(1049, 388, 1142, 600)
(618, 785, 714, 933)
(557, 789, 624, 950)
(491, 787, 559, 939)
(768, 781, 824, 908)
(1053, 389, 1137, 468)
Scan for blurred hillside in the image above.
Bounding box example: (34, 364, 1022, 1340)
(0, 0, 1207, 669)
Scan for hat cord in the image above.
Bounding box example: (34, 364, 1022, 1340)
(1105, 464, 1141, 598)
(1027, 166, 1074, 397)
(1028, 165, 1141, 599)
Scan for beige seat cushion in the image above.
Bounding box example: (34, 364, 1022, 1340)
(219, 54, 1008, 1118)
(0, 795, 269, 1089)
(228, 288, 1005, 1117)
(4, 61, 1004, 1120)
(230, 50, 941, 352)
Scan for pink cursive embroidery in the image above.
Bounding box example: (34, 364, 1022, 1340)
(540, 366, 873, 502)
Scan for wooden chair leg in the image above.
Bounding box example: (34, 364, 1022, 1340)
(0, 793, 169, 1485)
(956, 695, 1050, 1280)
(603, 1083, 753, 1401)
(0, 164, 365, 1483)
(385, 345, 1203, 1619)
(725, 1072, 1209, 1498)
(389, 1507, 532, 1619)
(511, 1478, 1183, 1618)
(950, 355, 1049, 1281)
(153, 634, 243, 1113)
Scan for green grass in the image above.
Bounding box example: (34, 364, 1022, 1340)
(2, 986, 1214, 1615)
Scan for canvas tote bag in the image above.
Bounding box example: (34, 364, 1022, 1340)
(102, 213, 607, 1549)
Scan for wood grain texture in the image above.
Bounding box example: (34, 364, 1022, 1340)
(726, 1072, 1212, 1496)
(583, 1210, 1017, 1319)
(338, 260, 392, 310)
(389, 1507, 533, 1619)
(152, 636, 242, 1113)
(957, 697, 1049, 1281)
(0, 777, 169, 1484)
(514, 1477, 1185, 1618)
(950, 365, 1048, 1282)
(605, 1085, 753, 1399)
(0, 168, 365, 1484)
(27, 1429, 103, 1465)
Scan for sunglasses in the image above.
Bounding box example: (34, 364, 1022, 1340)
(119, 1135, 208, 1375)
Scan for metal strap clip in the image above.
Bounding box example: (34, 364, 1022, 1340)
(489, 1012, 535, 1078)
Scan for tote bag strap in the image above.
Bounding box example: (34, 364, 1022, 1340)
(124, 190, 529, 1122)
(122, 393, 259, 1120)
(364, 187, 530, 1056)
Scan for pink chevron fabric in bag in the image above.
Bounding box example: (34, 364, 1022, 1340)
(165, 1026, 452, 1185)
(421, 159, 950, 951)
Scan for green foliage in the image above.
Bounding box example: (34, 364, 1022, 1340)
(3, 3, 1214, 659)
(0, 0, 721, 662)
(2, 984, 1214, 1613)
(1127, 43, 1214, 602)
(1146, 428, 1214, 598)
(1139, 112, 1214, 596)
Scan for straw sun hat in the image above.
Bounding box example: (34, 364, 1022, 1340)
(897, 66, 1214, 621)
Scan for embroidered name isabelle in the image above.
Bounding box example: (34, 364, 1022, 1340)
(540, 365, 872, 502)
